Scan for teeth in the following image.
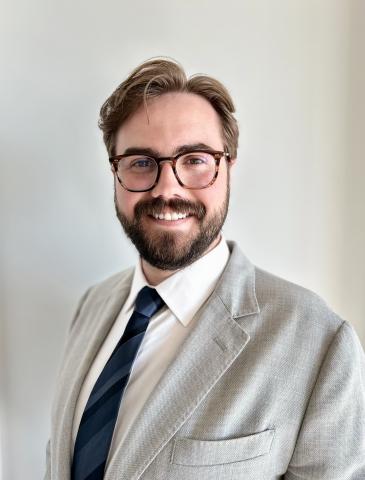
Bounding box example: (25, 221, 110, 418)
(152, 212, 189, 221)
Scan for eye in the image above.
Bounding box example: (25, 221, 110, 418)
(182, 154, 209, 165)
(186, 157, 204, 165)
(124, 156, 157, 174)
(131, 157, 154, 168)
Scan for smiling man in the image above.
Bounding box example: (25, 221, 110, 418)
(45, 59, 365, 480)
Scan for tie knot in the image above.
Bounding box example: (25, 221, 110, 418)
(134, 286, 164, 318)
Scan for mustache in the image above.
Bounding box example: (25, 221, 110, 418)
(134, 197, 206, 221)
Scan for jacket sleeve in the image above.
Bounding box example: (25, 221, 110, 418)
(286, 321, 365, 479)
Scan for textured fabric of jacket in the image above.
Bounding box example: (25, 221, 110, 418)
(45, 241, 365, 479)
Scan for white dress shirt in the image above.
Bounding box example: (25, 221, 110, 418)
(72, 236, 230, 464)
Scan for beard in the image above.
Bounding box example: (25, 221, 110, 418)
(114, 185, 230, 271)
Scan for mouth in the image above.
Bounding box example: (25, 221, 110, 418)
(134, 198, 205, 224)
(146, 210, 195, 226)
(149, 211, 192, 221)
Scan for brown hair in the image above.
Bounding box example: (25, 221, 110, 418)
(98, 57, 239, 158)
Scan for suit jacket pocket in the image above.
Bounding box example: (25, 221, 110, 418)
(171, 429, 275, 467)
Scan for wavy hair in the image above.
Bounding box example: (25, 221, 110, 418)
(98, 58, 239, 159)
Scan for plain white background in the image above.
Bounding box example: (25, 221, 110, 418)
(1, 0, 364, 478)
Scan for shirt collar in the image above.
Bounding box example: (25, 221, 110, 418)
(124, 236, 230, 327)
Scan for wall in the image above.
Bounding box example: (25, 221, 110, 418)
(0, 1, 363, 478)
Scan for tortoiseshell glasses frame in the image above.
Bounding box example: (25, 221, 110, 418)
(109, 149, 231, 193)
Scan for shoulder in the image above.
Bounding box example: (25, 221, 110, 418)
(251, 266, 349, 355)
(254, 266, 343, 329)
(70, 267, 134, 326)
(85, 267, 134, 302)
(224, 241, 344, 337)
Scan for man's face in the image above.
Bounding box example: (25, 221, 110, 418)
(113, 92, 233, 271)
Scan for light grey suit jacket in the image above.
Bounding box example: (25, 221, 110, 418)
(45, 241, 365, 479)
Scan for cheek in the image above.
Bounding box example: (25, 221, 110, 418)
(115, 185, 142, 218)
(203, 170, 228, 211)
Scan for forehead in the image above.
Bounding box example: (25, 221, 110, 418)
(115, 92, 224, 154)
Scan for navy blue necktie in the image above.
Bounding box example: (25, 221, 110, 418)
(71, 286, 164, 480)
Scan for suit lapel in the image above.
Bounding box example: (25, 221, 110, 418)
(53, 272, 133, 479)
(105, 242, 260, 480)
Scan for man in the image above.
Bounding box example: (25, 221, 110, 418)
(45, 58, 365, 480)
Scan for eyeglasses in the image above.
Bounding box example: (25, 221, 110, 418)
(109, 149, 230, 192)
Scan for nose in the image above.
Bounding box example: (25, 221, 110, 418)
(151, 161, 183, 199)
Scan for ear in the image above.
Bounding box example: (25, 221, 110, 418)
(228, 157, 236, 167)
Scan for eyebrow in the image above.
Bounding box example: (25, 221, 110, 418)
(121, 143, 217, 157)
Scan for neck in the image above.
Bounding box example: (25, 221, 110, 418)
(141, 234, 221, 286)
(140, 261, 177, 286)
